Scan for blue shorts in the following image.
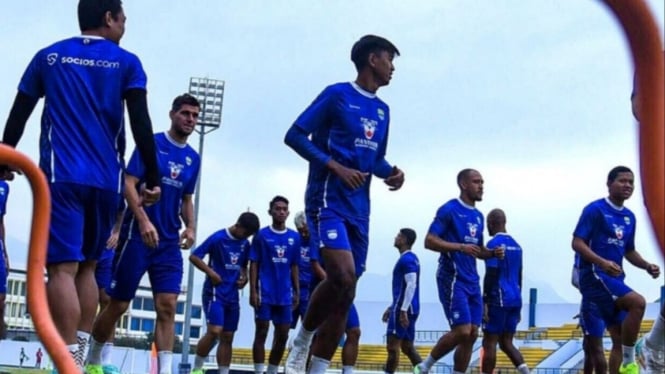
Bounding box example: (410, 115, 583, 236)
(437, 278, 482, 327)
(580, 297, 625, 337)
(255, 304, 292, 325)
(107, 239, 183, 301)
(483, 305, 521, 335)
(347, 303, 360, 329)
(95, 248, 115, 290)
(581, 273, 633, 301)
(386, 308, 418, 341)
(203, 295, 240, 332)
(291, 291, 310, 329)
(308, 208, 369, 277)
(48, 183, 120, 264)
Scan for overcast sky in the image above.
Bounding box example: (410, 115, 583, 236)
(1, 0, 663, 304)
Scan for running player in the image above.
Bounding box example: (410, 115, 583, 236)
(249, 196, 300, 374)
(189, 212, 261, 374)
(415, 169, 501, 374)
(382, 228, 422, 374)
(572, 166, 661, 374)
(284, 34, 404, 374)
(86, 94, 201, 374)
(291, 211, 312, 331)
(480, 209, 529, 374)
(0, 1, 160, 368)
(0, 180, 9, 340)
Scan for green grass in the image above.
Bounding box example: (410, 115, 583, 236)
(0, 368, 49, 374)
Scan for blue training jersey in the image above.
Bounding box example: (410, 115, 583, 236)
(293, 82, 392, 219)
(18, 36, 147, 192)
(125, 132, 200, 243)
(573, 198, 636, 283)
(429, 198, 484, 284)
(0, 181, 9, 218)
(192, 228, 250, 305)
(298, 235, 312, 289)
(249, 226, 300, 305)
(391, 250, 420, 315)
(484, 233, 523, 307)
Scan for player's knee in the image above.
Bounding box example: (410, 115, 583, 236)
(386, 346, 398, 361)
(346, 327, 361, 343)
(220, 332, 234, 344)
(208, 325, 223, 336)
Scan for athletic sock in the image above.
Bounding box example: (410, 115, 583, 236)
(266, 364, 279, 374)
(342, 365, 354, 374)
(516, 363, 530, 374)
(309, 356, 330, 374)
(622, 344, 635, 364)
(158, 351, 173, 374)
(219, 367, 230, 374)
(194, 355, 206, 370)
(253, 363, 265, 374)
(86, 339, 105, 365)
(101, 343, 114, 366)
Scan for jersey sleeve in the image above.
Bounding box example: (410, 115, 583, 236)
(191, 231, 217, 259)
(293, 86, 335, 133)
(18, 50, 45, 98)
(484, 237, 499, 268)
(572, 204, 598, 241)
(249, 232, 262, 262)
(183, 155, 200, 195)
(125, 147, 145, 179)
(428, 204, 451, 237)
(372, 107, 392, 179)
(625, 213, 637, 252)
(122, 52, 148, 92)
(1, 182, 9, 216)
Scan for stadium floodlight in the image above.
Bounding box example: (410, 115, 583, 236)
(180, 77, 225, 368)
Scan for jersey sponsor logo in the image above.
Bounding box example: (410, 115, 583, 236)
(169, 162, 184, 179)
(56, 55, 120, 69)
(377, 108, 385, 121)
(226, 252, 242, 270)
(230, 253, 239, 264)
(47, 53, 58, 66)
(468, 223, 478, 237)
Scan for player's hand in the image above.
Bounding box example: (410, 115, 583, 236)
(138, 219, 159, 248)
(384, 166, 404, 191)
(209, 271, 222, 286)
(236, 273, 248, 289)
(460, 243, 481, 257)
(140, 184, 161, 207)
(180, 227, 195, 249)
(600, 259, 622, 277)
(250, 292, 260, 308)
(399, 310, 409, 328)
(493, 246, 505, 260)
(329, 161, 368, 190)
(483, 304, 489, 323)
(292, 297, 299, 311)
(646, 263, 660, 279)
(382, 308, 390, 323)
(106, 231, 120, 250)
(0, 165, 22, 181)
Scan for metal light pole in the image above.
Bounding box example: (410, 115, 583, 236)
(180, 77, 225, 368)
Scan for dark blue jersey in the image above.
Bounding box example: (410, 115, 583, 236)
(391, 251, 420, 315)
(0, 181, 8, 218)
(125, 132, 200, 243)
(573, 198, 636, 282)
(18, 36, 147, 192)
(484, 233, 523, 307)
(249, 226, 300, 305)
(292, 82, 393, 219)
(297, 235, 312, 287)
(428, 198, 484, 284)
(192, 228, 250, 305)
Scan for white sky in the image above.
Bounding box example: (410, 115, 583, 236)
(1, 0, 664, 304)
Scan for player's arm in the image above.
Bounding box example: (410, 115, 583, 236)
(189, 254, 222, 285)
(124, 173, 158, 248)
(483, 267, 499, 303)
(290, 262, 300, 309)
(0, 216, 7, 270)
(571, 236, 622, 276)
(424, 232, 481, 257)
(311, 259, 326, 280)
(124, 89, 160, 198)
(400, 272, 417, 312)
(249, 261, 259, 307)
(1, 92, 39, 179)
(179, 194, 195, 249)
(624, 250, 660, 278)
(106, 205, 126, 250)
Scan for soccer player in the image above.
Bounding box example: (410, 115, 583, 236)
(631, 52, 665, 374)
(85, 94, 201, 374)
(309, 240, 362, 374)
(0, 0, 160, 368)
(291, 211, 312, 330)
(480, 209, 529, 374)
(382, 228, 422, 374)
(415, 169, 501, 374)
(572, 165, 661, 374)
(0, 180, 8, 340)
(189, 212, 261, 374)
(284, 34, 405, 374)
(249, 196, 300, 374)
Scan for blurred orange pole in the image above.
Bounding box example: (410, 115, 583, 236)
(0, 144, 78, 374)
(603, 0, 665, 255)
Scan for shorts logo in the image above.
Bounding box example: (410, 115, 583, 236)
(377, 108, 385, 121)
(361, 117, 377, 139)
(453, 311, 460, 320)
(47, 53, 58, 66)
(327, 230, 338, 240)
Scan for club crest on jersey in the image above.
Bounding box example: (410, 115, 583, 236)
(624, 216, 631, 225)
(0, 187, 5, 196)
(186, 156, 192, 166)
(168, 161, 184, 179)
(288, 237, 294, 245)
(467, 223, 478, 237)
(230, 253, 239, 265)
(47, 53, 58, 66)
(360, 117, 377, 140)
(377, 108, 385, 121)
(613, 224, 624, 240)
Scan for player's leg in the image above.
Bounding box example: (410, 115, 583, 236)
(193, 297, 222, 374)
(154, 292, 178, 374)
(217, 304, 240, 374)
(608, 323, 623, 374)
(400, 313, 421, 367)
(96, 249, 118, 372)
(267, 306, 292, 373)
(637, 304, 665, 371)
(0, 254, 7, 340)
(580, 299, 608, 374)
(451, 286, 482, 372)
(498, 307, 528, 374)
(76, 259, 99, 365)
(385, 307, 401, 373)
(287, 211, 356, 374)
(253, 304, 271, 374)
(612, 281, 645, 371)
(341, 305, 361, 374)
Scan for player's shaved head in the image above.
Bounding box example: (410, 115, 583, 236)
(457, 168, 478, 188)
(487, 209, 506, 225)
